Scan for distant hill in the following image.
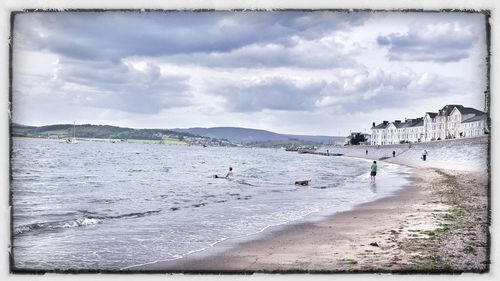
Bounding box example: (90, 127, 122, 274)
(10, 123, 234, 146)
(11, 123, 344, 147)
(172, 127, 343, 145)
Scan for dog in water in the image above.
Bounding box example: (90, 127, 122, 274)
(294, 180, 310, 186)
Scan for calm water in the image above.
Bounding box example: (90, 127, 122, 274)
(11, 138, 412, 270)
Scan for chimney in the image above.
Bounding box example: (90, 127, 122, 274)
(383, 120, 388, 125)
(372, 122, 375, 128)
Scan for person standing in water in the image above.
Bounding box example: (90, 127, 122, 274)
(370, 161, 377, 183)
(225, 166, 233, 178)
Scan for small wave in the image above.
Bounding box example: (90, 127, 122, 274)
(14, 217, 102, 235)
(14, 210, 161, 236)
(235, 180, 255, 186)
(106, 210, 160, 219)
(62, 217, 101, 228)
(78, 209, 99, 216)
(88, 198, 119, 204)
(83, 210, 161, 220)
(192, 203, 206, 208)
(128, 169, 145, 172)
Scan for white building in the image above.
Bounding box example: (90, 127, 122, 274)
(423, 112, 437, 142)
(462, 114, 488, 138)
(402, 118, 424, 143)
(370, 121, 390, 145)
(370, 105, 488, 145)
(449, 106, 485, 138)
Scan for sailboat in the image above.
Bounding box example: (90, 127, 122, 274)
(66, 122, 78, 144)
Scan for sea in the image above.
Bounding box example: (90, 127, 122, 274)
(11, 137, 412, 271)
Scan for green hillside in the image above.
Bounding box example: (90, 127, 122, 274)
(11, 123, 234, 147)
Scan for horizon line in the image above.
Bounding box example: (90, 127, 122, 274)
(10, 122, 347, 138)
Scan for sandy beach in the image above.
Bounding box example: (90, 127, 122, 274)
(132, 137, 489, 273)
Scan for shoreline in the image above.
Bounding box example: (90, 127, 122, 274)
(135, 171, 420, 272)
(133, 144, 489, 272)
(126, 156, 413, 272)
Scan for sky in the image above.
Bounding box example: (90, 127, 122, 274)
(11, 11, 488, 136)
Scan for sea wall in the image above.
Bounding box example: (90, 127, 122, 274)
(317, 136, 489, 172)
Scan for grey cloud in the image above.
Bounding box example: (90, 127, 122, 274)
(55, 59, 191, 114)
(159, 39, 359, 69)
(214, 77, 325, 112)
(377, 19, 482, 62)
(209, 68, 455, 114)
(14, 11, 365, 63)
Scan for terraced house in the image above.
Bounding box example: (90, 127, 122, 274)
(370, 105, 488, 145)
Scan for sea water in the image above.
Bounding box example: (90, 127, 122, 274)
(11, 138, 412, 270)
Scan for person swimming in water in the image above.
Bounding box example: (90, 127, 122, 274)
(215, 167, 233, 178)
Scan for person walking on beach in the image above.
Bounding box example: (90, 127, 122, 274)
(392, 150, 396, 157)
(370, 161, 377, 183)
(422, 150, 428, 161)
(366, 149, 368, 155)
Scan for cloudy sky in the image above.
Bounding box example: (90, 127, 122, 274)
(12, 11, 488, 136)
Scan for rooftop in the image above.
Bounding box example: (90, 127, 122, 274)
(455, 106, 485, 116)
(462, 114, 488, 123)
(439, 104, 463, 116)
(372, 122, 391, 129)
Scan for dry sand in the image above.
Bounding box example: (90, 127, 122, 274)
(135, 142, 490, 273)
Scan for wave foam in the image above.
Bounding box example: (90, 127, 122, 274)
(14, 216, 103, 235)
